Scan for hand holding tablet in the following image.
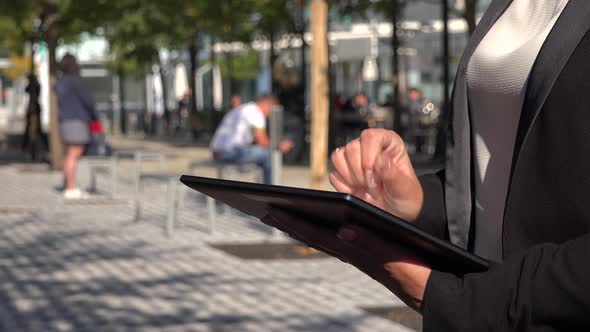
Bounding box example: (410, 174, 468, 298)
(261, 207, 432, 312)
(181, 130, 486, 313)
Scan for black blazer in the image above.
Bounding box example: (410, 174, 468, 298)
(414, 0, 590, 330)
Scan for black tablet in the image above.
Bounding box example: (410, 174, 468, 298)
(180, 175, 489, 274)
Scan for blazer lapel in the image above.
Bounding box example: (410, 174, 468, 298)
(445, 0, 512, 248)
(512, 1, 590, 171)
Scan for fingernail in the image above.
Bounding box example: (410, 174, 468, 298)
(365, 170, 376, 188)
(337, 227, 358, 242)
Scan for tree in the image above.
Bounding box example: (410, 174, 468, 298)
(101, 0, 183, 134)
(245, 0, 311, 139)
(251, 0, 301, 93)
(158, 1, 254, 116)
(205, 1, 256, 98)
(0, 0, 118, 169)
(310, 0, 330, 189)
(0, 2, 35, 54)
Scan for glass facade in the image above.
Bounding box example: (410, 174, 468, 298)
(327, 0, 492, 107)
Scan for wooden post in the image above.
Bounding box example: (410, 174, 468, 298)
(310, 0, 329, 190)
(46, 12, 64, 170)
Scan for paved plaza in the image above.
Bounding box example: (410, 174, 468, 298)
(0, 139, 421, 332)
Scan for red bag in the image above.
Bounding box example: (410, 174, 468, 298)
(89, 120, 103, 133)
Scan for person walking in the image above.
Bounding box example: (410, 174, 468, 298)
(56, 53, 96, 199)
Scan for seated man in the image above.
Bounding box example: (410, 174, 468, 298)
(210, 94, 292, 184)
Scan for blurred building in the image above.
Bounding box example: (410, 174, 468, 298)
(209, 0, 492, 108)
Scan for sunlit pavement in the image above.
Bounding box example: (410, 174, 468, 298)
(0, 138, 421, 332)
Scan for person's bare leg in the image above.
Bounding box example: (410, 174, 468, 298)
(64, 144, 85, 190)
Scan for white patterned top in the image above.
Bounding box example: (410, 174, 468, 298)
(466, 0, 569, 261)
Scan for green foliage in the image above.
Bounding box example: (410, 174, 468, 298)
(0, 1, 37, 54)
(103, 0, 262, 75)
(101, 0, 173, 74)
(335, 0, 406, 21)
(215, 50, 259, 80)
(202, 1, 258, 43)
(0, 0, 310, 77)
(0, 0, 119, 67)
(252, 0, 298, 36)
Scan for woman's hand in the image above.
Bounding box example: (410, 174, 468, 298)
(261, 208, 431, 312)
(330, 129, 423, 221)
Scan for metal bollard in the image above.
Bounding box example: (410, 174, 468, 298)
(269, 106, 284, 238)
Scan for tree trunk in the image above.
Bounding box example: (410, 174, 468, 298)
(227, 51, 235, 99)
(209, 37, 217, 135)
(391, 3, 402, 133)
(157, 54, 170, 135)
(299, 28, 307, 124)
(310, 0, 330, 190)
(22, 38, 36, 156)
(294, 2, 307, 130)
(269, 30, 277, 94)
(300, 33, 306, 89)
(188, 33, 198, 114)
(47, 18, 63, 170)
(118, 70, 127, 134)
(464, 0, 477, 36)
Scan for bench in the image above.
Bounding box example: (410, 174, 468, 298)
(134, 108, 284, 237)
(80, 156, 117, 196)
(80, 149, 166, 197)
(134, 161, 262, 237)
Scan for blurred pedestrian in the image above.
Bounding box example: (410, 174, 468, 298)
(402, 87, 431, 154)
(230, 94, 242, 109)
(337, 92, 371, 144)
(175, 90, 191, 133)
(342, 92, 370, 116)
(403, 88, 425, 113)
(332, 93, 344, 112)
(210, 94, 293, 184)
(22, 73, 47, 162)
(56, 53, 96, 199)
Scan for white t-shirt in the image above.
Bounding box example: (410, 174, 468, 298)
(210, 102, 266, 151)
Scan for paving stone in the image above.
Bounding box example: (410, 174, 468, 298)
(0, 158, 420, 332)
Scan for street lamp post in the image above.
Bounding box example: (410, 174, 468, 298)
(435, 0, 451, 162)
(364, 18, 380, 103)
(442, 0, 450, 111)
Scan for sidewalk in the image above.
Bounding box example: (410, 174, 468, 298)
(0, 136, 422, 332)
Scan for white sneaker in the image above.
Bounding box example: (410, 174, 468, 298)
(63, 188, 89, 199)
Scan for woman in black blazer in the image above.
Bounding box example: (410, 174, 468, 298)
(262, 0, 590, 331)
